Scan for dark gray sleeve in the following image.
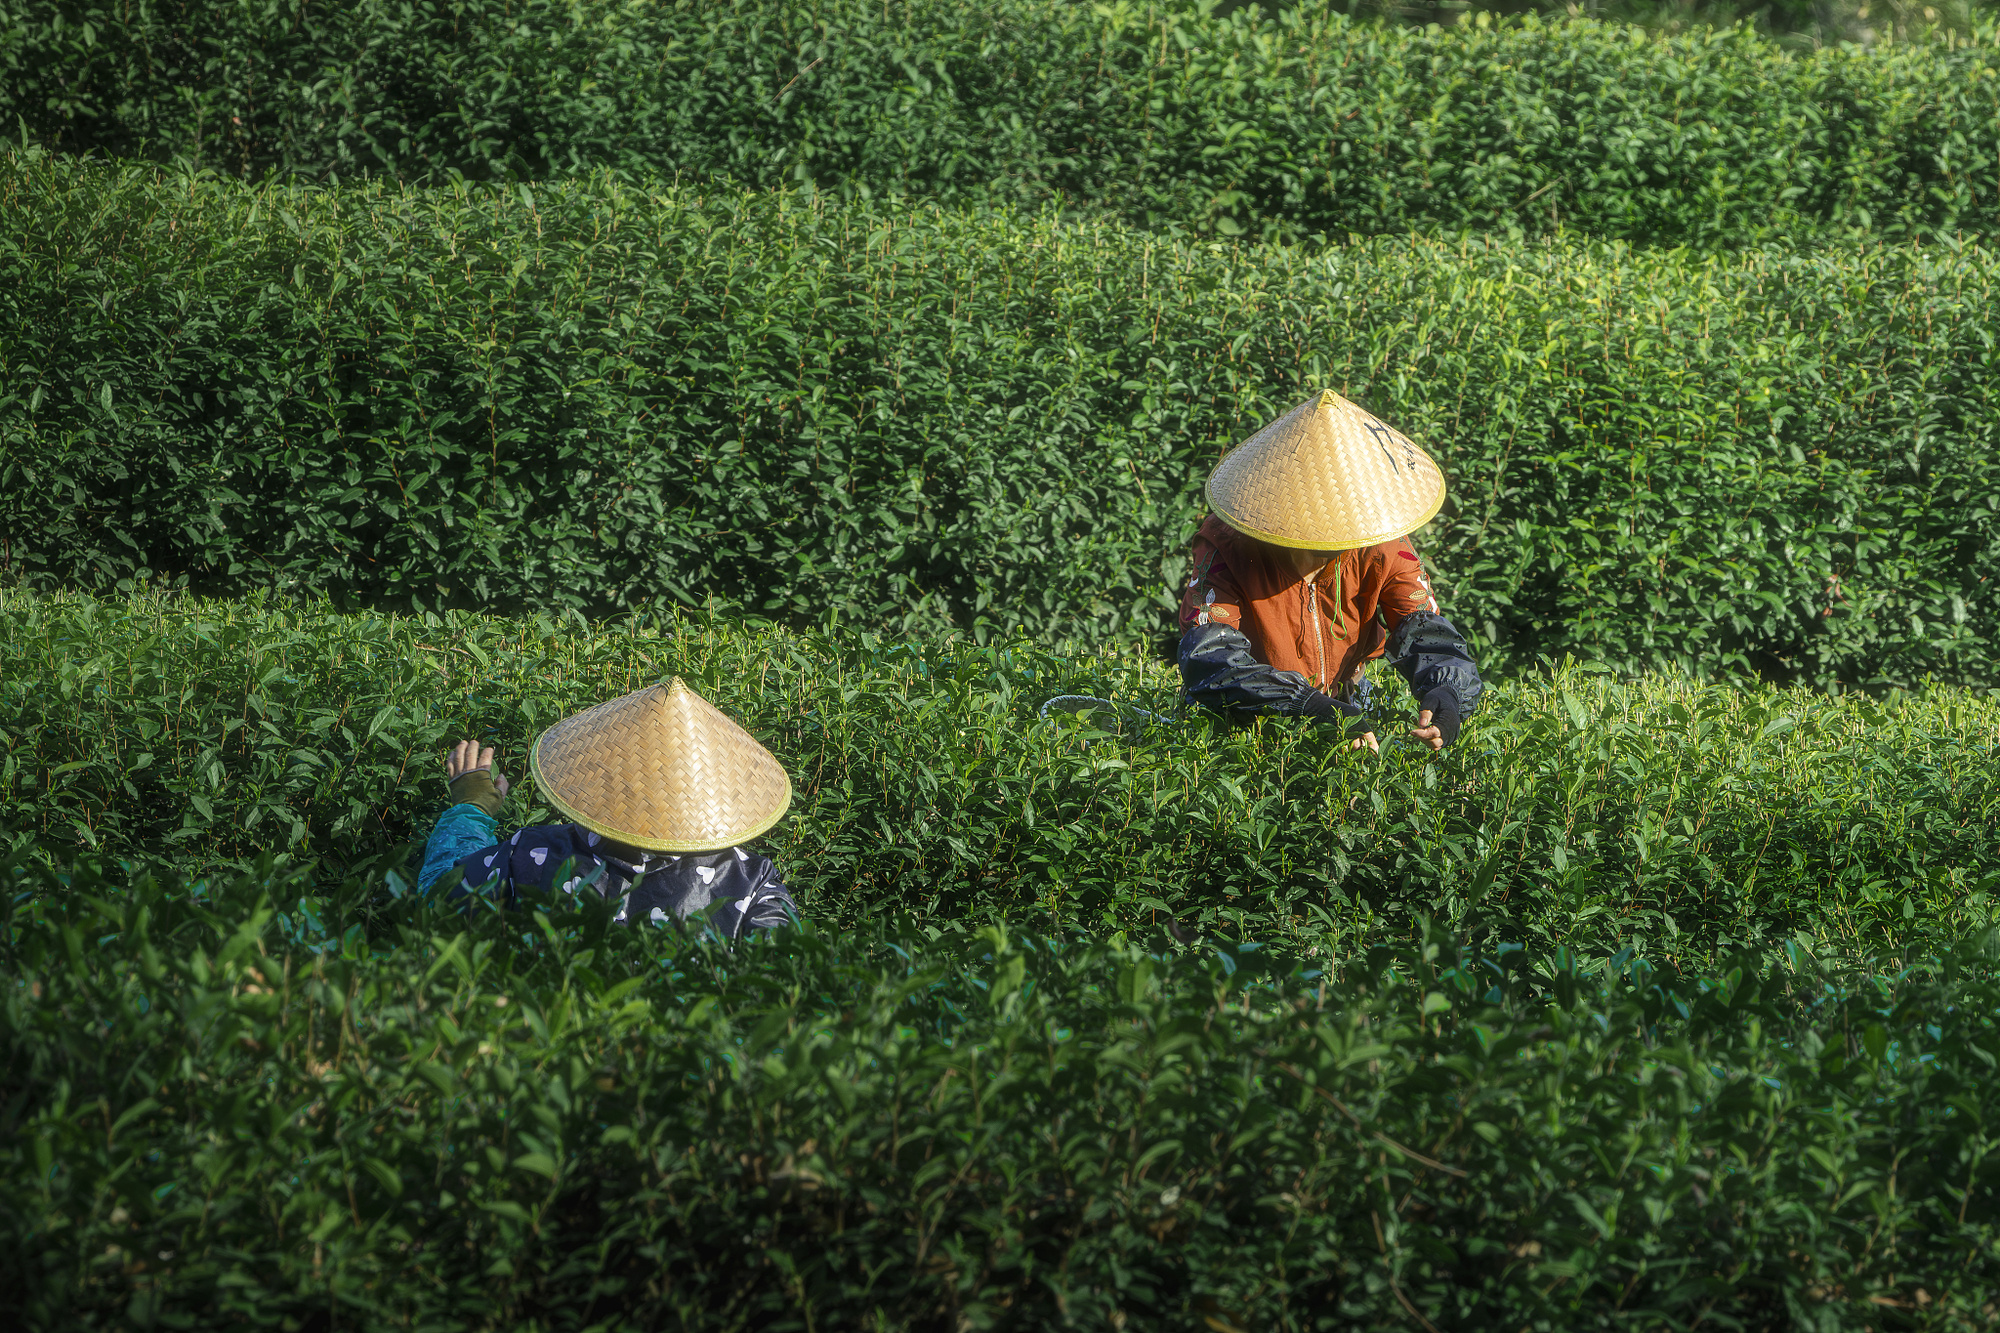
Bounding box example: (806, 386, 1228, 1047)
(1384, 610, 1485, 734)
(1178, 623, 1359, 722)
(712, 854, 801, 938)
(628, 850, 801, 937)
(735, 882, 800, 936)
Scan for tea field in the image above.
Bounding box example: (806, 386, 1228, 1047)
(8, 2, 2000, 1322)
(4, 589, 1995, 960)
(6, 150, 1997, 689)
(10, 0, 2000, 247)
(4, 589, 2000, 1326)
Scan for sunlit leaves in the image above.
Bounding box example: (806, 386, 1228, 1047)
(1, 588, 1994, 968)
(5, 153, 1998, 684)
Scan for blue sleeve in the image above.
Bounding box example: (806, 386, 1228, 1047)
(418, 804, 502, 896)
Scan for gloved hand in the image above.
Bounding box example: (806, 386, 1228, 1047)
(444, 739, 511, 815)
(1411, 687, 1462, 749)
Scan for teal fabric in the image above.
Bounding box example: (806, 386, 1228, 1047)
(419, 803, 501, 895)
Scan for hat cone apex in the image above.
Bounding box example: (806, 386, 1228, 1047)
(529, 678, 792, 853)
(1205, 391, 1446, 550)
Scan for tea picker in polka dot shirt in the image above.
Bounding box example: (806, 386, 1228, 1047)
(416, 678, 800, 936)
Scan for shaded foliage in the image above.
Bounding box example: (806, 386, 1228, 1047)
(6, 1, 2000, 245)
(6, 843, 2000, 1329)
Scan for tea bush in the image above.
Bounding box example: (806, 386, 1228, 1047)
(4, 589, 1997, 968)
(4, 154, 1996, 688)
(7, 0, 2000, 246)
(6, 590, 2000, 1328)
(8, 841, 2000, 1330)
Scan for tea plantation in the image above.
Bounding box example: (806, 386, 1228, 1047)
(6, 1, 2000, 1327)
(9, 0, 2000, 246)
(5, 151, 1996, 688)
(4, 590, 2000, 1326)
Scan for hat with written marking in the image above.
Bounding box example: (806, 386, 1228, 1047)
(1206, 391, 1446, 551)
(529, 678, 792, 853)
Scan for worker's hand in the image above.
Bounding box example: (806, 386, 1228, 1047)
(1407, 710, 1446, 752)
(445, 739, 511, 800)
(1347, 731, 1380, 753)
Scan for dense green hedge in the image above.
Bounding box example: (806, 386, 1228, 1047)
(5, 154, 1996, 687)
(5, 590, 1999, 1325)
(9, 841, 2000, 1329)
(6, 0, 2000, 245)
(5, 590, 1996, 966)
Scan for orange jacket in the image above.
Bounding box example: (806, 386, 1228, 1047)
(1178, 515, 1440, 694)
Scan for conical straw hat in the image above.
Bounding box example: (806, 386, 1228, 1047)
(528, 678, 792, 853)
(1206, 391, 1445, 551)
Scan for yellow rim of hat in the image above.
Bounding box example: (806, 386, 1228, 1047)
(528, 677, 793, 853)
(1205, 390, 1446, 551)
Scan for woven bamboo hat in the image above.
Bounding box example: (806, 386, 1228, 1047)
(1206, 391, 1446, 551)
(528, 678, 792, 853)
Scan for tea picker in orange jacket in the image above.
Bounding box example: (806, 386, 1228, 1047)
(1178, 391, 1484, 751)
(416, 678, 800, 934)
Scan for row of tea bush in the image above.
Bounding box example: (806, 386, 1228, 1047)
(4, 589, 1994, 966)
(8, 838, 2000, 1329)
(4, 152, 1994, 687)
(7, 1, 2000, 246)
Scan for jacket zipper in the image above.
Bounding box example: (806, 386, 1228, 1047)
(1304, 570, 1325, 688)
